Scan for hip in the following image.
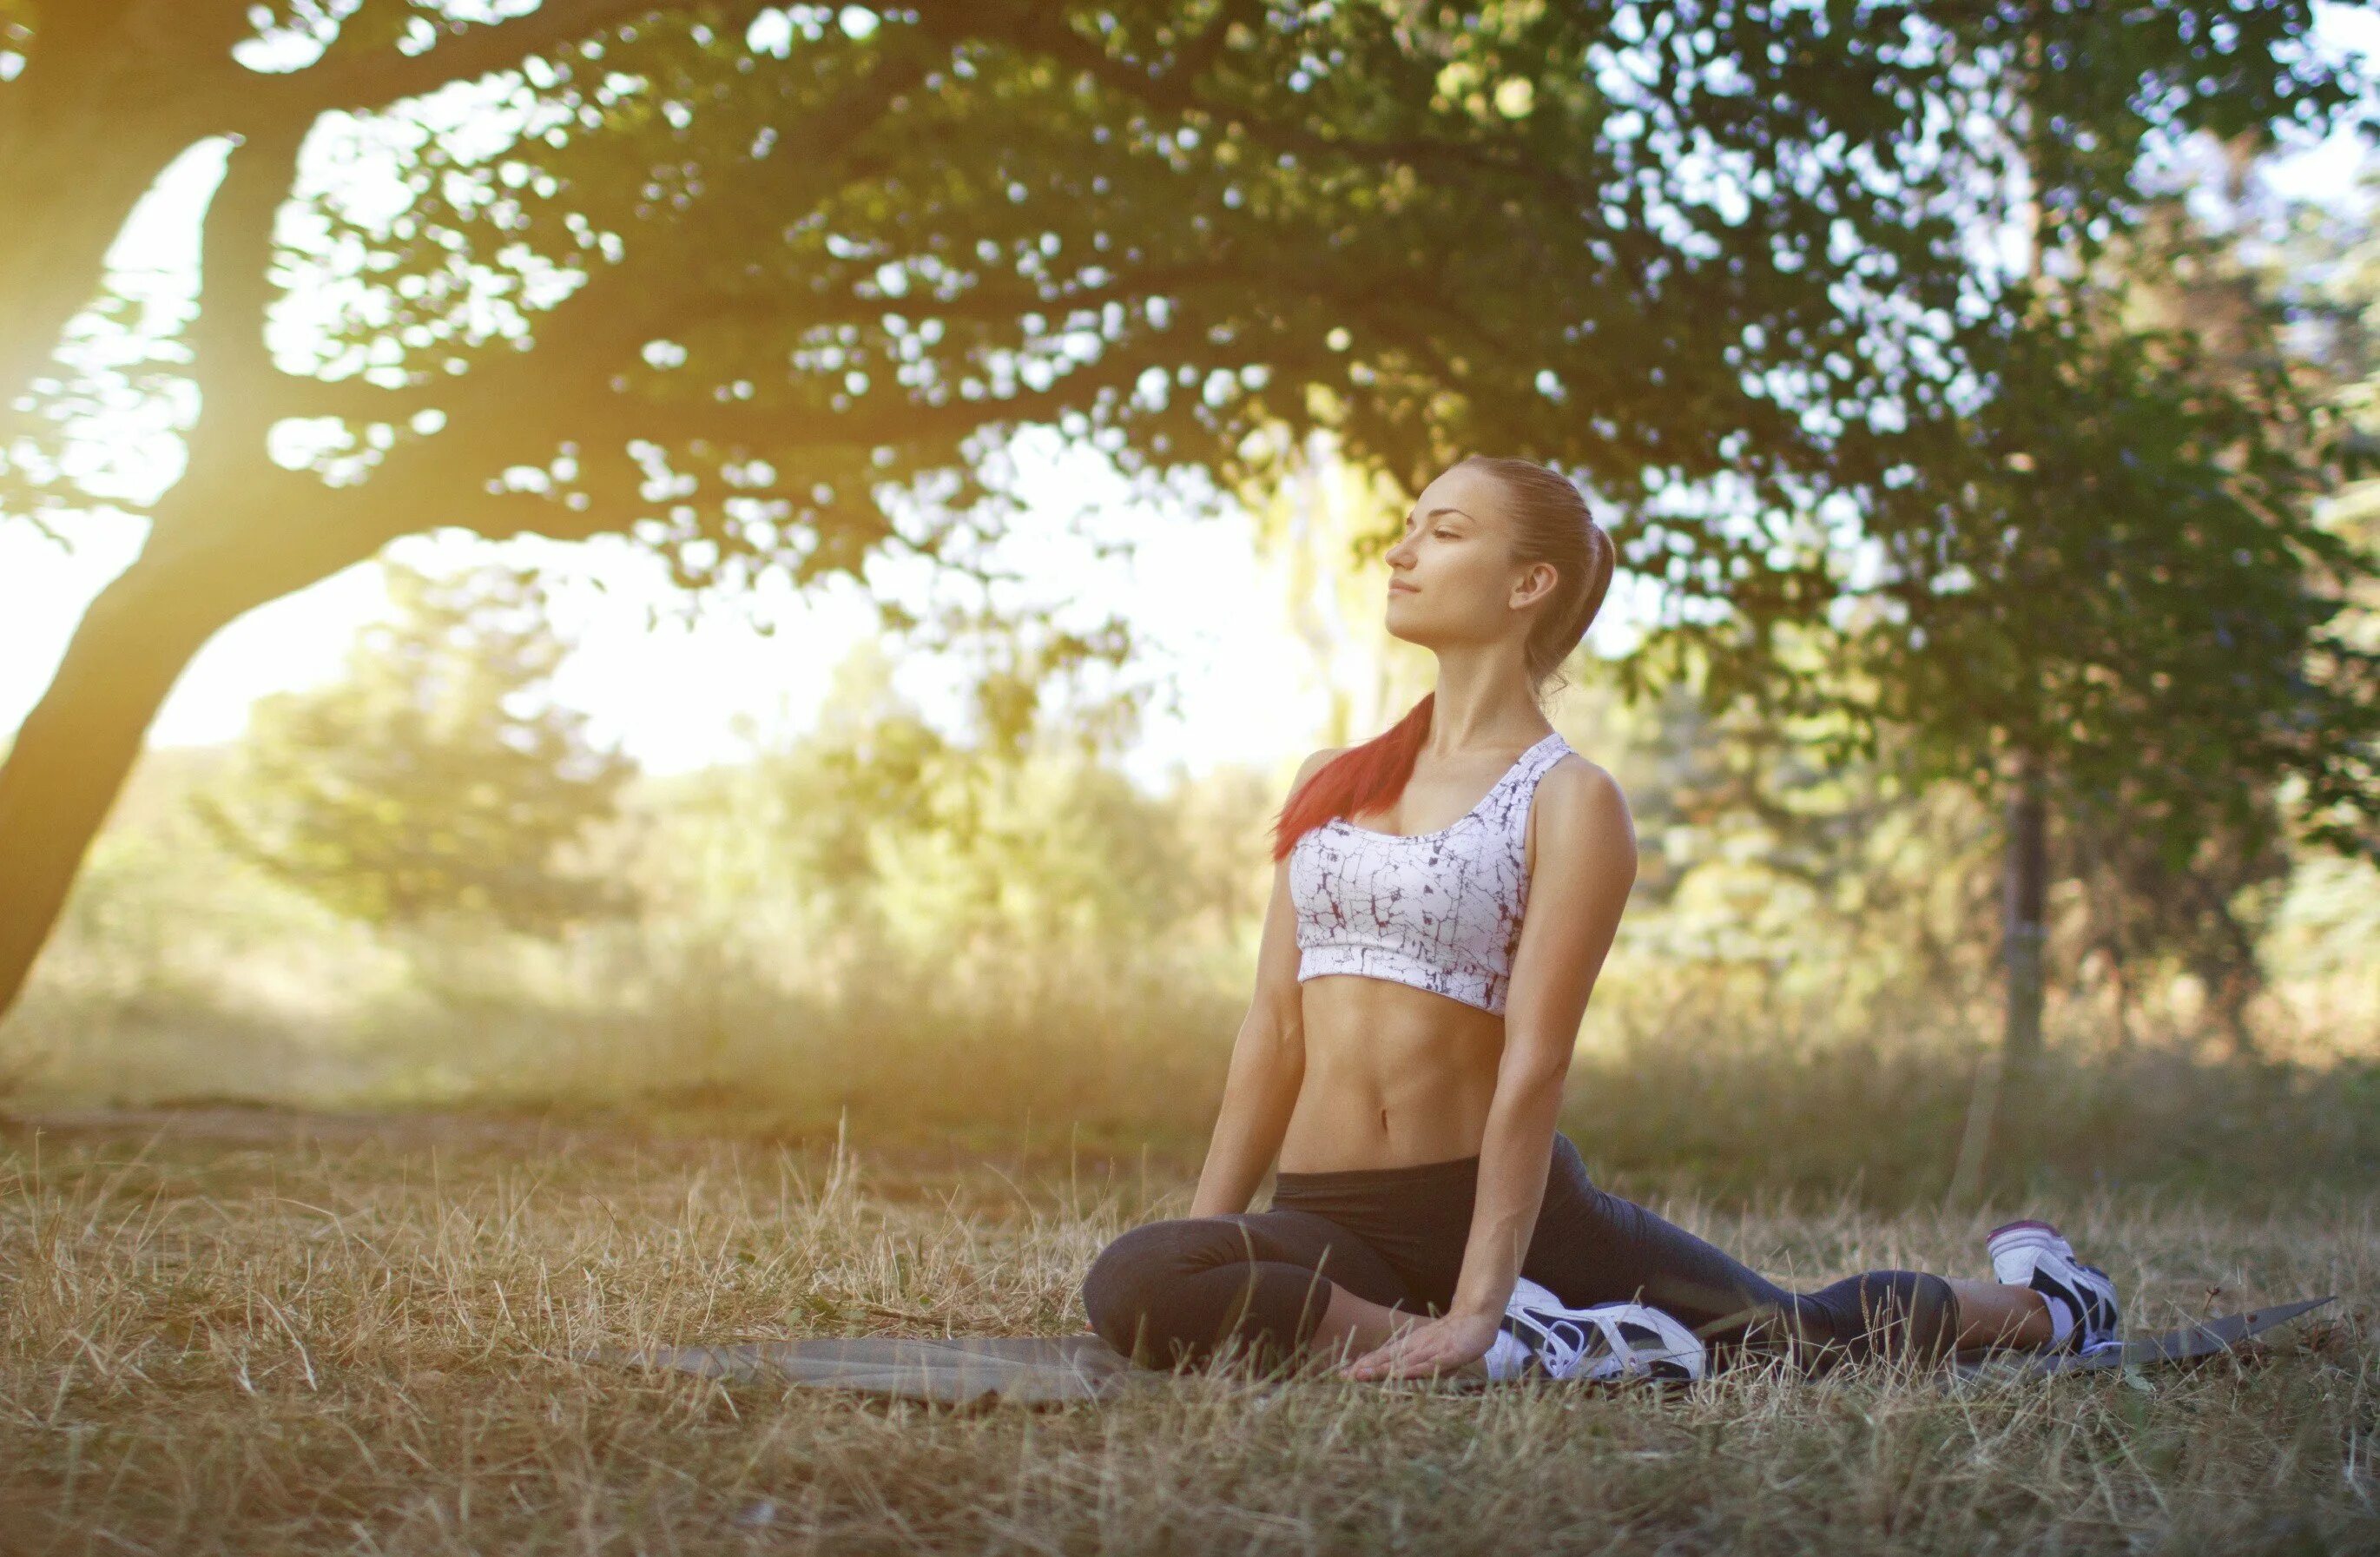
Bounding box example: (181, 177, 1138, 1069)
(1264, 1131, 1599, 1306)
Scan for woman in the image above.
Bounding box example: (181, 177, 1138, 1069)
(1081, 455, 2121, 1384)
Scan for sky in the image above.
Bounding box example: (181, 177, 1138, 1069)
(0, 432, 1335, 793)
(0, 117, 1348, 793)
(3, 6, 2375, 795)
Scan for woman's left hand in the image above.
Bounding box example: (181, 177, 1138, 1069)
(1342, 1309, 1504, 1381)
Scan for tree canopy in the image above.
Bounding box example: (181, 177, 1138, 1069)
(3, 0, 2375, 1025)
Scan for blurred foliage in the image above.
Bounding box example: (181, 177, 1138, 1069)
(12, 0, 2190, 587)
(638, 635, 1272, 1018)
(190, 561, 639, 935)
(6, 630, 2377, 1198)
(8, 0, 2378, 1045)
(2, 0, 2377, 1184)
(1594, 677, 2319, 1059)
(1998, 155, 2380, 1049)
(1650, 172, 2380, 874)
(2273, 157, 2380, 564)
(23, 0, 2179, 1026)
(1576, 12, 2380, 1108)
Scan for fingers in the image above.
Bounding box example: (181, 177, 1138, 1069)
(1340, 1314, 1492, 1381)
(1343, 1327, 1419, 1379)
(1375, 1349, 1451, 1379)
(1342, 1336, 1454, 1381)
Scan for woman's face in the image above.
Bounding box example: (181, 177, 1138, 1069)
(1381, 463, 1557, 650)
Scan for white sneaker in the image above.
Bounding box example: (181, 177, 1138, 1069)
(1493, 1277, 1705, 1384)
(1987, 1219, 2122, 1356)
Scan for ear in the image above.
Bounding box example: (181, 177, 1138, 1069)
(1510, 559, 1560, 611)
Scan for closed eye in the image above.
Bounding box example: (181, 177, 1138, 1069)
(1402, 506, 1471, 541)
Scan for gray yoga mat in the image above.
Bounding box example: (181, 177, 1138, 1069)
(603, 1298, 2333, 1405)
(1951, 1296, 2336, 1383)
(604, 1334, 1144, 1405)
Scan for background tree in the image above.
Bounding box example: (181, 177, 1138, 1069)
(2031, 135, 2380, 1059)
(1592, 3, 2380, 1192)
(191, 560, 638, 934)
(2275, 148, 2380, 566)
(6, 0, 2371, 1037)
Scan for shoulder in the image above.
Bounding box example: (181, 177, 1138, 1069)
(1533, 752, 1637, 865)
(1539, 749, 1627, 812)
(1289, 745, 1347, 792)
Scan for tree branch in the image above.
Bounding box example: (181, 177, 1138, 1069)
(939, 0, 1596, 205)
(271, 39, 937, 425)
(249, 0, 775, 123)
(178, 117, 313, 498)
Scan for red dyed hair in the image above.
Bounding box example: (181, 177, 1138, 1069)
(1269, 458, 1615, 863)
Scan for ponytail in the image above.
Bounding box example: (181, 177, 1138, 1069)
(1269, 692, 1434, 862)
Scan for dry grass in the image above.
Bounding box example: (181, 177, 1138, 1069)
(1, 1112, 2373, 1555)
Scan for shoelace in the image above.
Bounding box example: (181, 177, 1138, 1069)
(1519, 1310, 1623, 1380)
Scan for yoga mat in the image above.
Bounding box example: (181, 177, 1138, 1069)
(601, 1334, 1144, 1405)
(600, 1298, 2333, 1403)
(1953, 1295, 2337, 1382)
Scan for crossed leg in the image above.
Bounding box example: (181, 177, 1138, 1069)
(1082, 1138, 2055, 1378)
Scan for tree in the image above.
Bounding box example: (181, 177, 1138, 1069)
(191, 560, 638, 934)
(2275, 148, 2380, 562)
(1, 0, 2065, 1019)
(1606, 3, 2380, 1191)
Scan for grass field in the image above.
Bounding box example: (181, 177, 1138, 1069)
(2, 1110, 2372, 1555)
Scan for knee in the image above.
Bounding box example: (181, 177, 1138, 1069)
(1081, 1218, 1223, 1356)
(1838, 1270, 1961, 1364)
(1902, 1272, 1961, 1362)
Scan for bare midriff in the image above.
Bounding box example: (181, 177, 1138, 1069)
(1276, 974, 1508, 1172)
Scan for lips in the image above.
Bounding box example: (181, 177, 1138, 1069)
(1388, 582, 1418, 594)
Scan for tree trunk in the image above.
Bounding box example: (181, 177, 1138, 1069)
(0, 501, 390, 1022)
(1948, 757, 2049, 1204)
(1992, 764, 2051, 1174)
(2002, 765, 2049, 1069)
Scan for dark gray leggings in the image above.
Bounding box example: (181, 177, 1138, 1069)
(1082, 1132, 1958, 1374)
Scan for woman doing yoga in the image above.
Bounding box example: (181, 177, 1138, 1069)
(1081, 455, 2122, 1383)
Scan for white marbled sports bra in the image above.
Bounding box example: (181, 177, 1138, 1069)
(1287, 729, 1573, 1016)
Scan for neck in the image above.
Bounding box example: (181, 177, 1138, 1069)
(1422, 643, 1546, 754)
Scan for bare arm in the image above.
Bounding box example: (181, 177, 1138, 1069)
(1445, 758, 1638, 1320)
(1186, 749, 1335, 1218)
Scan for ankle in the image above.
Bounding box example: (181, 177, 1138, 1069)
(2025, 1283, 2075, 1348)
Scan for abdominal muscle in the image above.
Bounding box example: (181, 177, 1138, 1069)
(1276, 974, 1509, 1172)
